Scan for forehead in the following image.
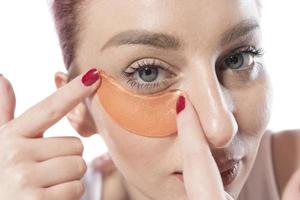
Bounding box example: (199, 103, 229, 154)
(79, 0, 260, 51)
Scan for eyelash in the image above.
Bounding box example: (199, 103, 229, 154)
(121, 59, 176, 93)
(241, 46, 264, 58)
(121, 46, 265, 93)
(219, 46, 264, 70)
(237, 46, 264, 56)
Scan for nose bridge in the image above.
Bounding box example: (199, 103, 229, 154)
(185, 64, 238, 148)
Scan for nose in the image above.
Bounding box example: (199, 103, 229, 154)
(185, 63, 238, 148)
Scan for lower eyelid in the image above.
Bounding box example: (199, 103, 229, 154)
(124, 73, 179, 94)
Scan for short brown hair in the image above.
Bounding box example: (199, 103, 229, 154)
(52, 0, 84, 69)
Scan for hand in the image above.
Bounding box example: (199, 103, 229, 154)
(176, 95, 233, 200)
(92, 95, 233, 200)
(0, 69, 101, 200)
(93, 94, 233, 200)
(282, 168, 300, 200)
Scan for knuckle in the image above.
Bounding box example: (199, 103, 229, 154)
(39, 99, 60, 124)
(7, 148, 22, 164)
(74, 181, 85, 197)
(2, 139, 24, 164)
(46, 108, 60, 124)
(0, 123, 13, 139)
(76, 157, 87, 176)
(14, 166, 33, 188)
(73, 137, 84, 155)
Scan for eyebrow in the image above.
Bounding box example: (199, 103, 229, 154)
(101, 30, 182, 51)
(220, 19, 260, 46)
(100, 18, 260, 52)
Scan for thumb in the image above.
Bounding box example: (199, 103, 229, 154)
(0, 74, 16, 127)
(92, 152, 116, 177)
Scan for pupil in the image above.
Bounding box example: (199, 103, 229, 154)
(225, 53, 244, 69)
(231, 56, 239, 64)
(138, 66, 158, 82)
(145, 68, 152, 75)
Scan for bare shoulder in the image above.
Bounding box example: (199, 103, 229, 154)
(269, 129, 300, 195)
(271, 129, 300, 167)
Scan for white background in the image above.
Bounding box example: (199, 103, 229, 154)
(0, 1, 299, 162)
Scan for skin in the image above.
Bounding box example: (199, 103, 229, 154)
(58, 0, 278, 199)
(0, 0, 299, 200)
(0, 72, 101, 199)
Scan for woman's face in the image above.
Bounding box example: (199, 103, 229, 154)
(74, 0, 272, 199)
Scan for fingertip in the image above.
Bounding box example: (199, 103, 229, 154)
(175, 92, 190, 115)
(176, 93, 195, 125)
(176, 95, 186, 114)
(81, 68, 101, 87)
(92, 156, 114, 172)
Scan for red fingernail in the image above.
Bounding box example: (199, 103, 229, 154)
(176, 95, 185, 114)
(81, 68, 100, 86)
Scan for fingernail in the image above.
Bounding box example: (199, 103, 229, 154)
(176, 95, 185, 114)
(81, 68, 100, 86)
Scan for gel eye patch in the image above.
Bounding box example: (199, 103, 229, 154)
(96, 69, 186, 137)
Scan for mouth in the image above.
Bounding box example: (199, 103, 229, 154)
(173, 159, 241, 188)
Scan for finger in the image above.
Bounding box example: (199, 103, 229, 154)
(45, 180, 85, 200)
(0, 74, 16, 126)
(36, 156, 87, 187)
(176, 95, 225, 200)
(6, 68, 101, 138)
(0, 137, 83, 164)
(92, 152, 116, 177)
(29, 136, 84, 161)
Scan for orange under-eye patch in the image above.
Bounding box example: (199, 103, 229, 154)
(96, 69, 186, 137)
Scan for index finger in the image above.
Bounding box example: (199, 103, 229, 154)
(176, 95, 226, 200)
(6, 68, 101, 138)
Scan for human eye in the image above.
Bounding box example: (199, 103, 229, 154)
(217, 46, 265, 84)
(220, 46, 265, 71)
(121, 58, 179, 94)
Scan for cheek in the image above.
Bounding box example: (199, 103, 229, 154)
(232, 70, 273, 136)
(90, 97, 170, 177)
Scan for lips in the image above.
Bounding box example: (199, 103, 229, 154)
(217, 159, 240, 174)
(173, 159, 241, 188)
(219, 160, 240, 188)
